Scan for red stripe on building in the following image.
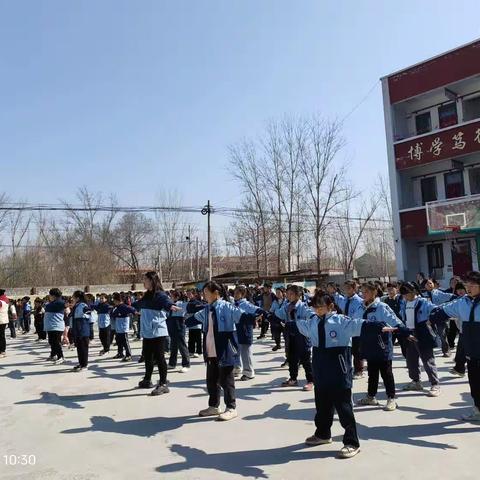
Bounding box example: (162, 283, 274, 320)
(388, 41, 480, 104)
(395, 120, 480, 170)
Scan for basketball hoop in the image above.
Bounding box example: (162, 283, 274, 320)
(444, 225, 462, 234)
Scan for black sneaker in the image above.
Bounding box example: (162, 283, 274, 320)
(113, 353, 123, 359)
(151, 384, 170, 396)
(138, 355, 144, 363)
(272, 345, 280, 351)
(122, 356, 132, 362)
(239, 375, 253, 381)
(138, 379, 153, 389)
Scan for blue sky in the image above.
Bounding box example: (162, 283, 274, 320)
(1, 0, 479, 218)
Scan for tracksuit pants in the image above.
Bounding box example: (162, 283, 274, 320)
(143, 336, 168, 385)
(99, 326, 111, 353)
(288, 334, 313, 383)
(468, 358, 480, 409)
(406, 341, 439, 386)
(367, 360, 395, 398)
(206, 358, 236, 410)
(47, 331, 64, 359)
(238, 344, 255, 378)
(76, 336, 89, 367)
(188, 329, 202, 354)
(116, 332, 131, 357)
(314, 387, 359, 448)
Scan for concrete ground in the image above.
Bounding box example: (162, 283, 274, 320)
(0, 332, 478, 480)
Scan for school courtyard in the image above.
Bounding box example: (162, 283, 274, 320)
(0, 334, 478, 480)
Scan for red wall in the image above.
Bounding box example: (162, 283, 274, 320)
(395, 120, 480, 169)
(400, 209, 428, 238)
(388, 41, 480, 104)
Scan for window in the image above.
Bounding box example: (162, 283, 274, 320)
(420, 176, 437, 204)
(427, 243, 444, 279)
(463, 96, 480, 122)
(444, 171, 465, 199)
(469, 167, 480, 195)
(438, 102, 458, 129)
(415, 111, 432, 135)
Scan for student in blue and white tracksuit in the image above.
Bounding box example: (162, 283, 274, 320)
(353, 282, 409, 411)
(328, 280, 365, 378)
(111, 292, 136, 361)
(296, 291, 395, 459)
(94, 293, 112, 355)
(275, 284, 314, 391)
(270, 287, 288, 352)
(233, 285, 265, 381)
(167, 291, 190, 372)
(430, 271, 480, 422)
(43, 288, 66, 364)
(421, 278, 455, 356)
(131, 271, 178, 396)
(186, 281, 253, 421)
(186, 290, 204, 357)
(399, 282, 440, 397)
(71, 290, 92, 371)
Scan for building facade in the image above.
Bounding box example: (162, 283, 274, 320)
(382, 39, 480, 286)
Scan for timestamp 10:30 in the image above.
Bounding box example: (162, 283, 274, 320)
(3, 455, 36, 466)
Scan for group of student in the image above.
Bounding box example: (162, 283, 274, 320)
(0, 270, 479, 460)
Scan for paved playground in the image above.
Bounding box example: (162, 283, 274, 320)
(0, 334, 478, 480)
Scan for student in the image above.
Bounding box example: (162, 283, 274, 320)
(22, 297, 32, 333)
(430, 271, 480, 422)
(399, 283, 440, 397)
(383, 282, 407, 357)
(44, 288, 67, 364)
(421, 278, 455, 305)
(270, 287, 288, 352)
(94, 293, 112, 356)
(329, 280, 365, 379)
(8, 299, 17, 339)
(447, 282, 466, 349)
(186, 290, 204, 358)
(85, 293, 96, 341)
(132, 271, 179, 395)
(354, 282, 409, 412)
(71, 290, 92, 372)
(0, 290, 9, 358)
(167, 291, 190, 373)
(448, 283, 468, 378)
(256, 282, 276, 339)
(186, 281, 249, 421)
(275, 284, 314, 391)
(33, 298, 46, 341)
(296, 291, 395, 459)
(233, 285, 265, 381)
(111, 292, 136, 361)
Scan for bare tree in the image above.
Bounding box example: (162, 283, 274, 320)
(111, 212, 154, 279)
(229, 141, 270, 275)
(299, 117, 351, 282)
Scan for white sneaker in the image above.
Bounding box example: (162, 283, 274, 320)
(217, 408, 238, 421)
(339, 445, 360, 459)
(199, 406, 221, 417)
(167, 365, 176, 371)
(402, 381, 423, 391)
(193, 353, 200, 358)
(54, 357, 65, 365)
(356, 396, 379, 406)
(462, 407, 480, 422)
(428, 385, 440, 397)
(384, 398, 397, 411)
(179, 367, 190, 373)
(449, 368, 465, 377)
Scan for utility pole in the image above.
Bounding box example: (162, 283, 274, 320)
(195, 237, 199, 280)
(202, 201, 212, 280)
(186, 225, 194, 281)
